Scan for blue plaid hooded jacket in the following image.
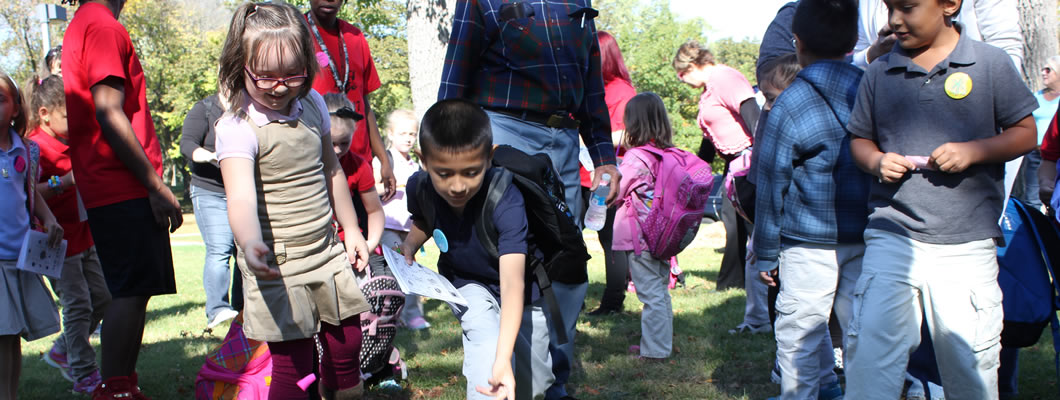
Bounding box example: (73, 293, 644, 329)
(754, 60, 872, 272)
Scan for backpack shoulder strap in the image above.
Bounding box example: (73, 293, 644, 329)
(475, 168, 512, 260)
(413, 171, 437, 234)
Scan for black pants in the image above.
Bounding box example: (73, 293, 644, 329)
(717, 197, 747, 290)
(581, 187, 625, 310)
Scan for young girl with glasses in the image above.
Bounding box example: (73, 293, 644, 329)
(215, 2, 371, 398)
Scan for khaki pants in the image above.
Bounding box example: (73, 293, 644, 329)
(845, 229, 1002, 400)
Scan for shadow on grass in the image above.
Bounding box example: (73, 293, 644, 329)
(145, 299, 203, 322)
(20, 335, 220, 399)
(574, 285, 778, 399)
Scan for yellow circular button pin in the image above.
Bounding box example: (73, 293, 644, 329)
(945, 72, 973, 100)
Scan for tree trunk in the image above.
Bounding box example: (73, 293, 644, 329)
(1018, 0, 1058, 90)
(406, 0, 456, 119)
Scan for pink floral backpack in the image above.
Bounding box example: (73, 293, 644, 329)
(625, 145, 714, 260)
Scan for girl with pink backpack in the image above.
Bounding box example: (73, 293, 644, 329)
(614, 93, 714, 361)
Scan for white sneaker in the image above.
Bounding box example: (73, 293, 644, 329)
(207, 308, 239, 329)
(728, 323, 772, 335)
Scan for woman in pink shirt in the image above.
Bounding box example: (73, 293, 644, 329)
(672, 40, 760, 162)
(672, 40, 761, 294)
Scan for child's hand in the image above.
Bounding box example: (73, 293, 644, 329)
(243, 240, 281, 280)
(876, 152, 915, 183)
(759, 269, 778, 287)
(399, 242, 417, 266)
(930, 142, 982, 174)
(475, 361, 515, 400)
(345, 234, 370, 272)
(43, 219, 64, 248)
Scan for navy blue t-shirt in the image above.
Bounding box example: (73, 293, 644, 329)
(407, 169, 538, 303)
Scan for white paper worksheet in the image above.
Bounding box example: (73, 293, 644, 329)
(380, 245, 467, 307)
(16, 230, 66, 279)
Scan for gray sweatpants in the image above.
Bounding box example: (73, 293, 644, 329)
(48, 246, 111, 380)
(617, 250, 673, 358)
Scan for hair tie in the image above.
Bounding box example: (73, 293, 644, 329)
(248, 3, 258, 16)
(331, 106, 364, 121)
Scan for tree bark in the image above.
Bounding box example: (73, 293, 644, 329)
(1018, 0, 1058, 90)
(406, 0, 456, 119)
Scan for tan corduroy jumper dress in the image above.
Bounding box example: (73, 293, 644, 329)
(235, 96, 369, 342)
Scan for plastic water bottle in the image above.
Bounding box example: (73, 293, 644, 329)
(583, 173, 611, 231)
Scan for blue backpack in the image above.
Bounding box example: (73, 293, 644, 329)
(997, 198, 1060, 385)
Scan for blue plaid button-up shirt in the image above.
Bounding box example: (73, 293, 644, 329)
(754, 61, 871, 272)
(438, 0, 615, 167)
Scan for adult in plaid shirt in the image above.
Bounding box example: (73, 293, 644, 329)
(439, 1, 619, 398)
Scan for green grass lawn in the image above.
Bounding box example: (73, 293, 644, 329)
(17, 218, 1060, 399)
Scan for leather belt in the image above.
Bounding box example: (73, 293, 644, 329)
(485, 107, 580, 129)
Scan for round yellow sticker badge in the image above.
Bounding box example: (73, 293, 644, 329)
(945, 72, 973, 100)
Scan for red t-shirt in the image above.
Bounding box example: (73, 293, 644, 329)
(307, 16, 382, 166)
(337, 152, 376, 240)
(62, 3, 162, 209)
(581, 78, 636, 188)
(1042, 109, 1060, 162)
(30, 128, 94, 256)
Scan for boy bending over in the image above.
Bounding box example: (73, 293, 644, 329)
(401, 99, 553, 399)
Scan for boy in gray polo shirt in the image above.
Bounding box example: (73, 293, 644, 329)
(843, 0, 1037, 398)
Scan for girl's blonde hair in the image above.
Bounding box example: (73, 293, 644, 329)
(623, 92, 674, 149)
(0, 70, 27, 137)
(24, 75, 65, 131)
(385, 109, 417, 133)
(218, 2, 317, 115)
(672, 40, 715, 76)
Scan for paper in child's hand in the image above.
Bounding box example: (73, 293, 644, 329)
(904, 155, 935, 171)
(16, 230, 66, 279)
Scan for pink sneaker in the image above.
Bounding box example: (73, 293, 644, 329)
(404, 316, 431, 330)
(73, 370, 102, 394)
(43, 342, 73, 382)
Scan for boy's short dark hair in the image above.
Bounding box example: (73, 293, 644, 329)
(419, 99, 493, 160)
(792, 0, 858, 59)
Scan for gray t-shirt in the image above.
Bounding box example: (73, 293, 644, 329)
(847, 29, 1038, 244)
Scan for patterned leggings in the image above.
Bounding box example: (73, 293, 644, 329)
(267, 315, 362, 399)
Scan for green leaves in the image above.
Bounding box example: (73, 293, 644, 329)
(595, 0, 760, 160)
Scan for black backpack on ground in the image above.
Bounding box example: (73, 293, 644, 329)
(414, 145, 591, 344)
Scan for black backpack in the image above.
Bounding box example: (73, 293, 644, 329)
(414, 145, 590, 344)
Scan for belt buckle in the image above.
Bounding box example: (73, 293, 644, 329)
(546, 114, 566, 128)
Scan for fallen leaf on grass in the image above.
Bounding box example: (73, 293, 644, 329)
(581, 385, 601, 395)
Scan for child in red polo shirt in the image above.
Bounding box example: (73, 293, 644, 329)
(323, 94, 385, 255)
(28, 75, 111, 394)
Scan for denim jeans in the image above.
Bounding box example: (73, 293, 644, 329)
(486, 111, 587, 399)
(1014, 149, 1043, 209)
(191, 185, 239, 321)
